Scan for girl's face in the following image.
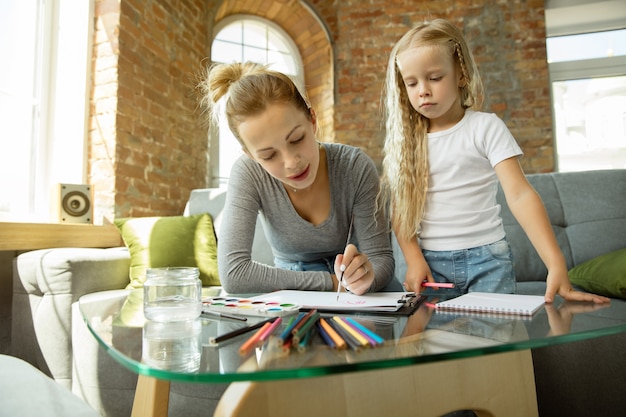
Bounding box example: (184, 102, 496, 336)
(396, 44, 466, 132)
(238, 102, 320, 191)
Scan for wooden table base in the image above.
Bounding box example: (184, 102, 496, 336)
(130, 349, 538, 417)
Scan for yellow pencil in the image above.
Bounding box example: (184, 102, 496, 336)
(333, 316, 369, 347)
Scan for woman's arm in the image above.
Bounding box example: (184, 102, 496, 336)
(344, 152, 395, 292)
(218, 158, 333, 293)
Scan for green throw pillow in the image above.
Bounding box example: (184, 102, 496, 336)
(569, 248, 626, 300)
(114, 213, 220, 288)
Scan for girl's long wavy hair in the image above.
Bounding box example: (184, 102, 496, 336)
(198, 61, 312, 148)
(380, 18, 484, 242)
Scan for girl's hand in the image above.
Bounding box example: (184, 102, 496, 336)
(401, 299, 437, 337)
(334, 244, 374, 295)
(545, 301, 609, 336)
(544, 268, 611, 304)
(402, 257, 433, 295)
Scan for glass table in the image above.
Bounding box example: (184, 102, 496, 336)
(79, 288, 626, 417)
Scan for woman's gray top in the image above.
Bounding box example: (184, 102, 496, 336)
(217, 142, 395, 293)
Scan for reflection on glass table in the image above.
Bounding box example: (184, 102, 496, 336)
(79, 289, 626, 384)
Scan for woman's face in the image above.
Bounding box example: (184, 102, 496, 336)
(238, 102, 320, 191)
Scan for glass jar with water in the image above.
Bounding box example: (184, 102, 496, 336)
(143, 267, 202, 322)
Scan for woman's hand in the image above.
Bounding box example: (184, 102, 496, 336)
(334, 244, 374, 295)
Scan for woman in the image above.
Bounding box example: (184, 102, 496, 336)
(200, 62, 397, 294)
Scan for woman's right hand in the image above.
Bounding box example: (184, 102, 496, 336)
(334, 244, 374, 295)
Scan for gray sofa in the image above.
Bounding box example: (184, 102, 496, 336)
(10, 169, 626, 417)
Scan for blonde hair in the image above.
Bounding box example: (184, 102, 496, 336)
(198, 62, 312, 147)
(381, 18, 484, 242)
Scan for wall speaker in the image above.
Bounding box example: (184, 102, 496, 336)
(55, 184, 93, 224)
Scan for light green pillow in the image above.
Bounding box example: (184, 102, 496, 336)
(569, 248, 626, 299)
(114, 213, 220, 288)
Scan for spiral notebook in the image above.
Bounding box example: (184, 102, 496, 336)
(435, 292, 545, 316)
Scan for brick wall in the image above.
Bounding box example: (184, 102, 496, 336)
(90, 0, 552, 221)
(91, 0, 209, 222)
(310, 0, 552, 170)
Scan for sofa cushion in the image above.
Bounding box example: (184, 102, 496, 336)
(114, 213, 220, 288)
(186, 187, 275, 266)
(569, 247, 626, 299)
(498, 169, 626, 282)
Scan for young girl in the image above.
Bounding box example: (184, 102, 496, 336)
(381, 18, 609, 304)
(200, 62, 397, 294)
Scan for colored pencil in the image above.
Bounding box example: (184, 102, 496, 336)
(290, 309, 318, 336)
(316, 320, 336, 349)
(339, 317, 377, 347)
(238, 320, 273, 356)
(292, 311, 320, 344)
(327, 318, 360, 351)
(318, 318, 346, 349)
(297, 325, 317, 352)
(278, 312, 305, 344)
(209, 317, 276, 345)
(333, 316, 370, 347)
(257, 316, 283, 344)
(344, 317, 385, 345)
(282, 337, 293, 353)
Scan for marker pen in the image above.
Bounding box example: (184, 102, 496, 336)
(421, 282, 455, 288)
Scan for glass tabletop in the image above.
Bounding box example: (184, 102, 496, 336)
(79, 288, 626, 384)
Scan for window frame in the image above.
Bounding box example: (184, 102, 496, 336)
(0, 0, 94, 222)
(545, 1, 626, 172)
(209, 15, 304, 187)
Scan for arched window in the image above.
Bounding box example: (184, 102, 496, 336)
(210, 16, 303, 186)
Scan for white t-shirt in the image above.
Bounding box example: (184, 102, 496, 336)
(419, 110, 523, 251)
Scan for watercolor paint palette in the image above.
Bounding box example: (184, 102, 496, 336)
(202, 296, 301, 318)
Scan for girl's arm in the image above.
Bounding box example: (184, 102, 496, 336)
(495, 157, 609, 304)
(394, 231, 433, 294)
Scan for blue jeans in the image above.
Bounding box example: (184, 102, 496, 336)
(273, 256, 404, 292)
(421, 238, 516, 296)
(273, 257, 335, 273)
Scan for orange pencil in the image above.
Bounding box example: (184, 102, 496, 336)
(319, 317, 347, 350)
(238, 320, 272, 356)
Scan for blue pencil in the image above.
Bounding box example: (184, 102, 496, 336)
(278, 312, 305, 343)
(316, 320, 336, 349)
(345, 317, 385, 345)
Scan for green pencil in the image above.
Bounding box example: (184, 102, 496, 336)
(292, 311, 320, 344)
